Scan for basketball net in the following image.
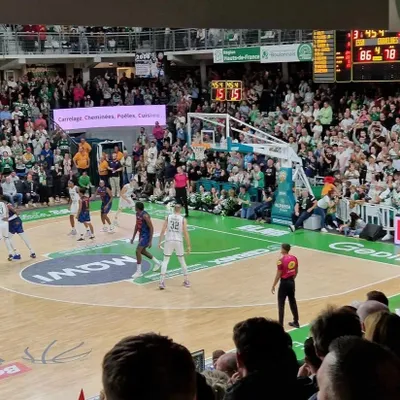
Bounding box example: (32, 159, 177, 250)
(191, 143, 211, 160)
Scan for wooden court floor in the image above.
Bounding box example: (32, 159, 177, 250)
(1, 204, 400, 400)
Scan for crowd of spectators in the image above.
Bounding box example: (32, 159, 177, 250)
(2, 66, 400, 235)
(100, 289, 400, 400)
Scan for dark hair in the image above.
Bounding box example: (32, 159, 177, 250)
(304, 337, 322, 371)
(310, 307, 362, 358)
(349, 212, 360, 229)
(367, 290, 389, 307)
(79, 187, 86, 195)
(102, 333, 196, 400)
(281, 243, 291, 253)
(233, 317, 298, 376)
(135, 201, 144, 211)
(327, 336, 400, 400)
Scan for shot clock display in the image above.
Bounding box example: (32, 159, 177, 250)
(211, 80, 243, 102)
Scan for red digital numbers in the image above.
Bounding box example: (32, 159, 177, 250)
(216, 88, 226, 101)
(231, 88, 241, 101)
(384, 48, 397, 60)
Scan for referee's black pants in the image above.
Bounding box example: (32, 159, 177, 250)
(175, 187, 189, 216)
(278, 278, 299, 326)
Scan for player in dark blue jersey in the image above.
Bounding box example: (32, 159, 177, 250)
(130, 202, 161, 279)
(7, 203, 36, 259)
(93, 180, 114, 233)
(77, 188, 95, 241)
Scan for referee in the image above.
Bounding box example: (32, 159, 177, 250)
(174, 166, 189, 218)
(271, 243, 300, 328)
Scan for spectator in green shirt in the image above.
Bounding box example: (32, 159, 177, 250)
(238, 185, 251, 219)
(78, 171, 92, 196)
(252, 164, 264, 201)
(1, 151, 14, 174)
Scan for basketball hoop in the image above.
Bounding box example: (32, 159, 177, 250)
(191, 143, 211, 160)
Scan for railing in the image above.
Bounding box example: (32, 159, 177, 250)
(0, 29, 312, 55)
(337, 198, 396, 241)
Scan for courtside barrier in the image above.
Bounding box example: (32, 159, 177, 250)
(337, 198, 395, 241)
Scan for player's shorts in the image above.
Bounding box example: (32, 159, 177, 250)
(101, 202, 112, 214)
(78, 212, 91, 223)
(164, 240, 184, 257)
(70, 202, 79, 215)
(0, 221, 9, 238)
(9, 217, 24, 235)
(119, 198, 135, 210)
(138, 235, 150, 247)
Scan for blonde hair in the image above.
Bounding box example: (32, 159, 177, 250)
(364, 310, 400, 359)
(202, 370, 229, 400)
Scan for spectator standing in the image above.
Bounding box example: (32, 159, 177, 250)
(73, 147, 90, 175)
(78, 171, 92, 196)
(98, 154, 109, 187)
(153, 121, 164, 152)
(108, 153, 122, 197)
(79, 138, 92, 154)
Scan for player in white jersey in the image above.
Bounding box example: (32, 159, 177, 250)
(0, 197, 19, 261)
(113, 176, 136, 227)
(68, 180, 80, 235)
(156, 204, 191, 290)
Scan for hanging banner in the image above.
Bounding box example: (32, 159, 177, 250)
(271, 168, 296, 226)
(260, 43, 313, 63)
(134, 52, 164, 78)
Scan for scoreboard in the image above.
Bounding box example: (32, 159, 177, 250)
(211, 80, 243, 102)
(313, 30, 400, 82)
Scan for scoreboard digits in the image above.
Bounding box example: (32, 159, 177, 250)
(211, 80, 243, 102)
(313, 30, 400, 82)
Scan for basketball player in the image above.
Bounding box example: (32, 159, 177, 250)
(113, 176, 136, 227)
(271, 243, 300, 328)
(7, 203, 36, 259)
(76, 188, 95, 241)
(130, 202, 161, 280)
(0, 197, 19, 261)
(68, 180, 80, 235)
(93, 180, 114, 232)
(156, 204, 191, 290)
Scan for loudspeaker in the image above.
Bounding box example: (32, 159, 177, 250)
(360, 224, 385, 241)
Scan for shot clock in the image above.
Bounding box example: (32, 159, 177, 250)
(211, 80, 243, 102)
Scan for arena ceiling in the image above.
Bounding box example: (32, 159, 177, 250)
(7, 0, 400, 29)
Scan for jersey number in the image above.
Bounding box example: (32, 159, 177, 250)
(169, 220, 180, 232)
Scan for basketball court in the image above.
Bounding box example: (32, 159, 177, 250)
(1, 202, 400, 400)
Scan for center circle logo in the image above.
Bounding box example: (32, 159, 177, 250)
(20, 254, 151, 286)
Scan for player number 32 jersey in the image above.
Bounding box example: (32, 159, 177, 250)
(165, 214, 184, 242)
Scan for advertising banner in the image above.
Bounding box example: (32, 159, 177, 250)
(271, 168, 296, 226)
(213, 47, 261, 63)
(53, 105, 166, 130)
(135, 52, 165, 78)
(260, 43, 313, 63)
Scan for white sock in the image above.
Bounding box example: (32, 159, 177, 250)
(153, 257, 161, 266)
(4, 237, 14, 255)
(178, 256, 188, 278)
(19, 232, 33, 252)
(161, 256, 170, 275)
(136, 263, 142, 273)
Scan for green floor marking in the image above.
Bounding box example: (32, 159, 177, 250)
(23, 202, 400, 360)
